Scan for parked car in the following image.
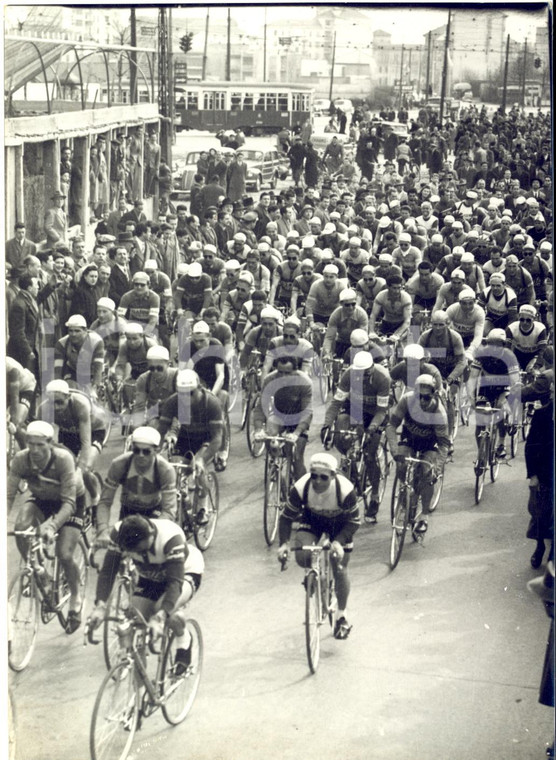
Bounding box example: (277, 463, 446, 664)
(369, 120, 409, 141)
(241, 148, 290, 191)
(310, 131, 352, 154)
(333, 98, 354, 115)
(173, 147, 235, 197)
(313, 98, 332, 115)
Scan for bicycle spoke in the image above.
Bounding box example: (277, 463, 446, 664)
(90, 661, 139, 760)
(161, 620, 203, 725)
(8, 572, 39, 672)
(305, 573, 320, 673)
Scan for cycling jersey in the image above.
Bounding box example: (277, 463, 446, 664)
(479, 286, 518, 321)
(390, 360, 443, 391)
(434, 282, 463, 310)
(373, 289, 412, 325)
(175, 272, 212, 313)
(89, 317, 127, 364)
(180, 337, 228, 391)
(305, 280, 346, 320)
(503, 269, 535, 307)
(54, 332, 105, 384)
(292, 273, 321, 306)
(158, 387, 223, 442)
(340, 250, 369, 285)
(118, 289, 160, 326)
(472, 345, 520, 388)
(272, 260, 302, 304)
(115, 335, 158, 380)
(355, 276, 386, 311)
(392, 246, 422, 278)
(133, 367, 179, 423)
(405, 272, 444, 304)
(388, 392, 450, 453)
(325, 364, 390, 425)
(254, 370, 313, 433)
(445, 303, 485, 353)
(264, 336, 313, 374)
(418, 327, 466, 379)
(506, 321, 547, 370)
(326, 305, 369, 347)
(521, 256, 550, 299)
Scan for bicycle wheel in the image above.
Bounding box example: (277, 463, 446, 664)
(90, 660, 139, 760)
(227, 357, 241, 413)
(246, 394, 265, 458)
(509, 420, 519, 459)
(8, 571, 39, 672)
(193, 471, 219, 551)
(521, 403, 533, 441)
(459, 383, 471, 426)
(390, 487, 410, 570)
(103, 576, 133, 670)
(474, 436, 488, 504)
(305, 572, 321, 674)
(489, 428, 500, 482)
(375, 442, 390, 506)
(240, 389, 251, 431)
(161, 619, 203, 725)
(429, 471, 444, 513)
(55, 538, 89, 630)
(263, 457, 281, 546)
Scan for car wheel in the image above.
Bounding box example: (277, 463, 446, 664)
(269, 173, 277, 189)
(254, 175, 262, 192)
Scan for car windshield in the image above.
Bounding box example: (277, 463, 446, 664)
(242, 151, 264, 161)
(185, 152, 203, 165)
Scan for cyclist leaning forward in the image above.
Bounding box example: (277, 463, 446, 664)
(277, 452, 360, 641)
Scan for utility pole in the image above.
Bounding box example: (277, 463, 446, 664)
(398, 45, 404, 107)
(425, 31, 432, 102)
(202, 8, 209, 80)
(263, 7, 267, 82)
(501, 33, 510, 113)
(225, 8, 231, 81)
(439, 9, 452, 127)
(328, 31, 336, 102)
(158, 7, 172, 165)
(520, 37, 528, 107)
(129, 8, 137, 105)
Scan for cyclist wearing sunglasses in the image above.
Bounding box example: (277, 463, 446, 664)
(478, 272, 518, 335)
(386, 374, 450, 534)
(262, 316, 313, 380)
(323, 289, 369, 361)
(369, 274, 412, 340)
(355, 265, 386, 315)
(117, 271, 160, 336)
(269, 244, 302, 310)
(94, 426, 178, 550)
(506, 305, 548, 372)
(277, 452, 359, 640)
(131, 346, 179, 427)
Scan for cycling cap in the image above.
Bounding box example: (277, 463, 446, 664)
(505, 254, 519, 264)
(203, 244, 217, 254)
(515, 196, 527, 205)
(415, 374, 435, 389)
(451, 270, 466, 281)
(260, 307, 282, 321)
(320, 249, 334, 260)
(309, 217, 322, 226)
(349, 236, 362, 247)
(432, 310, 448, 324)
(257, 242, 270, 253)
(147, 346, 170, 362)
(177, 263, 189, 275)
(348, 224, 360, 234)
(489, 273, 506, 284)
(513, 234, 525, 243)
(286, 244, 300, 254)
(399, 232, 411, 243)
(131, 426, 161, 447)
(362, 264, 376, 275)
(452, 221, 464, 230)
(225, 259, 241, 270)
(509, 224, 522, 234)
(323, 264, 339, 275)
(283, 316, 301, 330)
(329, 211, 341, 221)
(467, 230, 479, 239)
(352, 351, 374, 370)
(302, 236, 315, 248)
(540, 241, 552, 252)
(486, 329, 506, 343)
(238, 271, 254, 285)
(350, 328, 369, 347)
(452, 246, 465, 255)
(46, 379, 70, 395)
(466, 190, 478, 200)
(458, 288, 476, 301)
(188, 262, 203, 277)
(176, 369, 200, 391)
(403, 344, 425, 361)
(65, 314, 87, 328)
(192, 320, 210, 334)
(339, 288, 357, 303)
(431, 233, 443, 244)
(26, 420, 55, 439)
(526, 197, 539, 206)
(132, 272, 150, 284)
(144, 259, 158, 271)
(125, 322, 144, 335)
(519, 304, 537, 318)
(461, 252, 475, 263)
(188, 241, 203, 251)
(97, 297, 116, 311)
(310, 452, 338, 473)
(378, 253, 393, 263)
(266, 221, 277, 230)
(378, 216, 391, 229)
(444, 215, 455, 224)
(301, 258, 314, 269)
(322, 223, 336, 235)
(522, 243, 535, 252)
(286, 230, 300, 238)
(234, 233, 247, 243)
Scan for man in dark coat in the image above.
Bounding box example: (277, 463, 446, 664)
(7, 274, 41, 375)
(6, 222, 37, 270)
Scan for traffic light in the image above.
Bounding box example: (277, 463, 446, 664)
(179, 32, 193, 55)
(534, 57, 542, 68)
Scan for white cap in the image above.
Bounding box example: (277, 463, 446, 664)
(453, 246, 465, 255)
(458, 288, 476, 301)
(461, 252, 475, 263)
(124, 322, 144, 335)
(132, 271, 150, 284)
(415, 373, 435, 388)
(309, 452, 338, 473)
(225, 259, 241, 270)
(352, 351, 374, 370)
(257, 242, 270, 253)
(431, 233, 443, 244)
(188, 241, 203, 251)
(177, 263, 189, 275)
(515, 196, 527, 205)
(26, 420, 55, 439)
(444, 215, 455, 224)
(399, 232, 411, 243)
(349, 236, 362, 246)
(309, 217, 322, 226)
(192, 320, 210, 334)
(378, 253, 393, 263)
(203, 244, 217, 254)
(526, 197, 539, 206)
(65, 314, 87, 328)
(519, 304, 537, 318)
(176, 369, 200, 391)
(260, 306, 282, 321)
(188, 262, 203, 277)
(451, 268, 466, 280)
(378, 216, 391, 229)
(144, 259, 158, 270)
(302, 236, 315, 248)
(339, 288, 357, 303)
(46, 379, 70, 395)
(350, 328, 369, 347)
(540, 241, 552, 252)
(403, 344, 425, 361)
(238, 271, 254, 285)
(362, 264, 376, 275)
(234, 232, 247, 243)
(452, 221, 464, 230)
(301, 258, 314, 269)
(322, 223, 336, 235)
(489, 272, 506, 284)
(486, 328, 507, 343)
(323, 264, 339, 275)
(97, 297, 116, 311)
(432, 310, 448, 324)
(131, 426, 161, 447)
(147, 346, 170, 361)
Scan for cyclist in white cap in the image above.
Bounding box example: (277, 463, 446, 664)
(144, 258, 173, 349)
(132, 345, 179, 427)
(261, 316, 314, 381)
(8, 420, 87, 633)
(506, 305, 548, 372)
(277, 452, 359, 640)
(305, 264, 346, 329)
(174, 260, 213, 321)
(290, 258, 322, 319)
(117, 271, 160, 335)
(446, 289, 486, 360)
(355, 265, 386, 316)
(90, 297, 127, 366)
(269, 244, 302, 310)
(478, 272, 518, 335)
(54, 314, 105, 394)
(323, 289, 368, 361)
(113, 322, 159, 408)
(240, 306, 283, 371)
(94, 426, 178, 549)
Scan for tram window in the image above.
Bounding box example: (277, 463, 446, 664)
(214, 92, 226, 110)
(255, 93, 265, 111)
(292, 93, 302, 111)
(203, 92, 215, 110)
(277, 93, 288, 111)
(231, 92, 242, 111)
(301, 94, 310, 111)
(243, 94, 253, 110)
(186, 91, 199, 109)
(266, 93, 277, 110)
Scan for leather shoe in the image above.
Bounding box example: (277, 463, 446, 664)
(531, 547, 544, 569)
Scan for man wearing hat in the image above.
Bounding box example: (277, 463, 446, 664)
(45, 190, 68, 246)
(323, 288, 368, 360)
(503, 255, 535, 310)
(239, 210, 259, 248)
(340, 236, 370, 287)
(294, 204, 316, 237)
(392, 232, 422, 281)
(478, 272, 518, 335)
(54, 314, 105, 392)
(506, 304, 548, 372)
(269, 245, 302, 310)
(90, 297, 127, 365)
(277, 451, 359, 640)
(174, 261, 213, 322)
(117, 271, 161, 335)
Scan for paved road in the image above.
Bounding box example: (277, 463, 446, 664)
(8, 385, 553, 760)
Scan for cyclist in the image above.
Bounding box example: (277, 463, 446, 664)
(240, 306, 283, 371)
(369, 274, 412, 340)
(174, 261, 213, 321)
(95, 426, 177, 550)
(155, 369, 223, 523)
(90, 297, 127, 367)
(305, 264, 346, 328)
(39, 379, 108, 512)
(6, 355, 37, 448)
(290, 259, 321, 318)
(269, 244, 302, 310)
(113, 322, 159, 409)
(132, 346, 179, 427)
(405, 260, 444, 326)
(277, 452, 359, 640)
(7, 420, 86, 633)
(355, 265, 386, 315)
(54, 314, 105, 395)
(117, 271, 160, 337)
(503, 255, 536, 310)
(506, 304, 548, 372)
(88, 514, 204, 674)
(385, 374, 450, 535)
(236, 289, 268, 346)
(321, 350, 391, 522)
(390, 343, 443, 393)
(253, 355, 313, 481)
(220, 271, 254, 333)
(432, 268, 467, 312)
(323, 289, 369, 360)
(261, 316, 313, 380)
(467, 329, 521, 459)
(478, 272, 518, 335)
(446, 288, 486, 360)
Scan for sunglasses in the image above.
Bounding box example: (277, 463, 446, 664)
(363, 277, 375, 282)
(431, 323, 445, 327)
(283, 333, 297, 339)
(261, 321, 276, 327)
(287, 257, 298, 261)
(53, 399, 67, 406)
(134, 283, 148, 288)
(519, 317, 533, 323)
(132, 446, 153, 455)
(204, 255, 214, 259)
(419, 394, 433, 402)
(343, 302, 356, 307)
(310, 472, 331, 482)
(149, 365, 166, 372)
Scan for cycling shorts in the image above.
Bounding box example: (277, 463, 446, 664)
(26, 496, 84, 530)
(134, 573, 202, 602)
(59, 429, 106, 458)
